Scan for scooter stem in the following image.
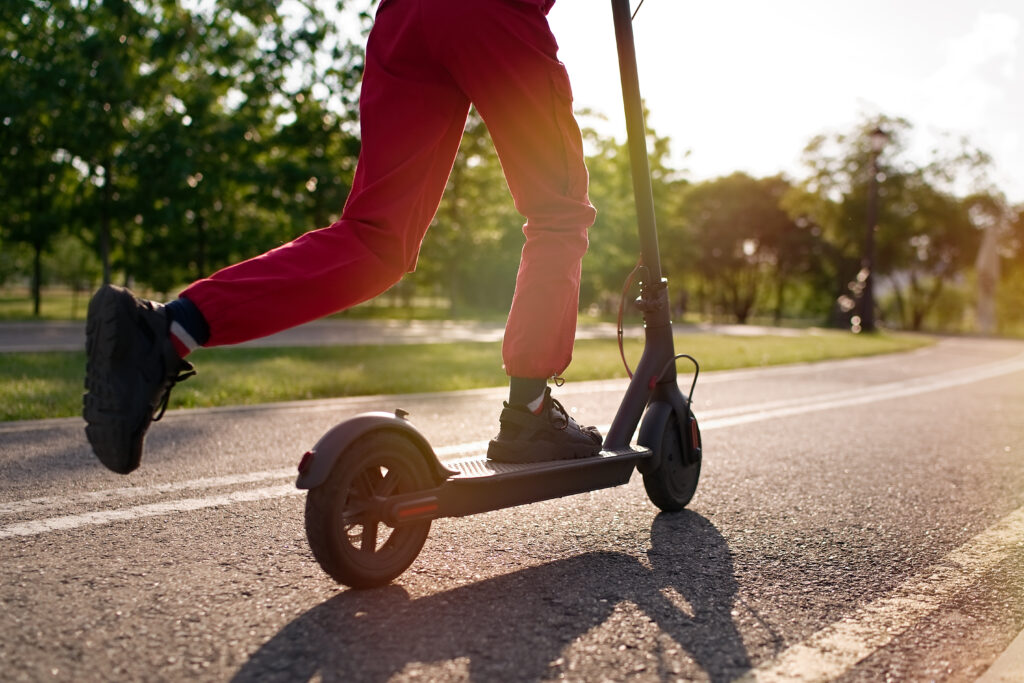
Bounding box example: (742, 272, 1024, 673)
(604, 0, 681, 450)
(610, 0, 662, 282)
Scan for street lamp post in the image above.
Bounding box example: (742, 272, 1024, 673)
(861, 126, 888, 333)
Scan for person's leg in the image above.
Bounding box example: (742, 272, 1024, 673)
(84, 0, 471, 472)
(427, 0, 596, 383)
(423, 0, 602, 461)
(180, 2, 470, 347)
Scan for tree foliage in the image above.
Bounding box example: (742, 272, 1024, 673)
(2, 0, 367, 300)
(2, 4, 1021, 334)
(785, 116, 1004, 330)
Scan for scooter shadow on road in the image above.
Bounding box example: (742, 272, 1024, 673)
(233, 510, 755, 682)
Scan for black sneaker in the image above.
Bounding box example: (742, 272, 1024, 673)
(487, 387, 603, 463)
(83, 285, 195, 474)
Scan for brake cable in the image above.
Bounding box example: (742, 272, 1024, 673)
(617, 259, 644, 379)
(617, 262, 700, 402)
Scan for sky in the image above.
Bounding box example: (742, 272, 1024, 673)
(545, 0, 1024, 203)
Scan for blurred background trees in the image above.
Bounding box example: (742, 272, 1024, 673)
(2, 0, 1022, 334)
(2, 0, 369, 306)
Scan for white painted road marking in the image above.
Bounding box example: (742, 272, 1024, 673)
(700, 352, 1024, 431)
(0, 485, 302, 539)
(2, 352, 1022, 539)
(0, 468, 295, 516)
(738, 505, 1024, 682)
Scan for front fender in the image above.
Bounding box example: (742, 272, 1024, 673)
(636, 391, 693, 475)
(295, 411, 453, 489)
(637, 401, 673, 475)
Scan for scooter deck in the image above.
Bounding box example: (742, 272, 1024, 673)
(388, 447, 653, 522)
(445, 448, 643, 479)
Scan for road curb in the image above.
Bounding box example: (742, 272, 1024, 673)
(977, 629, 1024, 682)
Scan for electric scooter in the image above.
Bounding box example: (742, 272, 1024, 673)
(296, 0, 702, 589)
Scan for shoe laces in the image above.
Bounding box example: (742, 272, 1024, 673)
(546, 395, 570, 431)
(152, 361, 196, 422)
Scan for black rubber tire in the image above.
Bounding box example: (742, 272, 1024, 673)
(305, 431, 433, 589)
(642, 411, 701, 512)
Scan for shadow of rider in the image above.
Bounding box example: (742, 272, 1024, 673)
(233, 511, 754, 682)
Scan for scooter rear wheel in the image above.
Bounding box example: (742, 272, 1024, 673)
(305, 431, 432, 588)
(642, 411, 701, 512)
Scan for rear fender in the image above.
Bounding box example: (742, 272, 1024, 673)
(295, 411, 454, 490)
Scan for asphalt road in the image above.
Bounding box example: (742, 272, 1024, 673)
(2, 337, 1023, 681)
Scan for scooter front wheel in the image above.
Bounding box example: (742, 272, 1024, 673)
(305, 431, 433, 588)
(642, 411, 701, 512)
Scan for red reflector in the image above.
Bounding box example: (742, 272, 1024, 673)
(297, 451, 314, 474)
(689, 418, 700, 448)
(397, 502, 439, 518)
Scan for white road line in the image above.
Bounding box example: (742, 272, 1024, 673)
(0, 485, 302, 539)
(0, 468, 295, 516)
(700, 353, 1024, 431)
(738, 504, 1024, 682)
(2, 352, 1022, 540)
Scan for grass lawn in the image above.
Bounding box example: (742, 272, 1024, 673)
(0, 289, 94, 321)
(0, 331, 931, 422)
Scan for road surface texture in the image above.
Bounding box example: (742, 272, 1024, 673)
(1, 336, 1023, 681)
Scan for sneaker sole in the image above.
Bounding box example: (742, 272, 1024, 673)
(83, 286, 143, 474)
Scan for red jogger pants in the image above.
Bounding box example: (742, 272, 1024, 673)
(181, 0, 595, 379)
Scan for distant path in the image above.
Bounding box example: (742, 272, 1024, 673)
(0, 319, 810, 353)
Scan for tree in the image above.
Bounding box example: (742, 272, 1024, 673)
(876, 135, 997, 331)
(414, 110, 523, 315)
(674, 173, 805, 324)
(745, 175, 821, 324)
(119, 0, 366, 289)
(788, 115, 994, 331)
(0, 239, 30, 288)
(879, 175, 976, 330)
(787, 116, 912, 328)
(581, 112, 686, 313)
(45, 233, 102, 317)
(2, 0, 369, 307)
(994, 203, 1024, 334)
(0, 0, 82, 315)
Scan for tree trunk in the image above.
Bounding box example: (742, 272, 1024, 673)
(909, 272, 925, 331)
(975, 224, 1000, 334)
(32, 241, 43, 317)
(99, 160, 112, 284)
(912, 277, 945, 331)
(196, 213, 207, 278)
(829, 272, 848, 328)
(445, 155, 462, 318)
(889, 275, 907, 329)
(773, 275, 786, 326)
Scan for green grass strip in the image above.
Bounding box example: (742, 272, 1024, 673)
(0, 331, 931, 422)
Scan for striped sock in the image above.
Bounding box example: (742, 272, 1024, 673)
(169, 320, 199, 357)
(165, 297, 210, 358)
(526, 391, 547, 415)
